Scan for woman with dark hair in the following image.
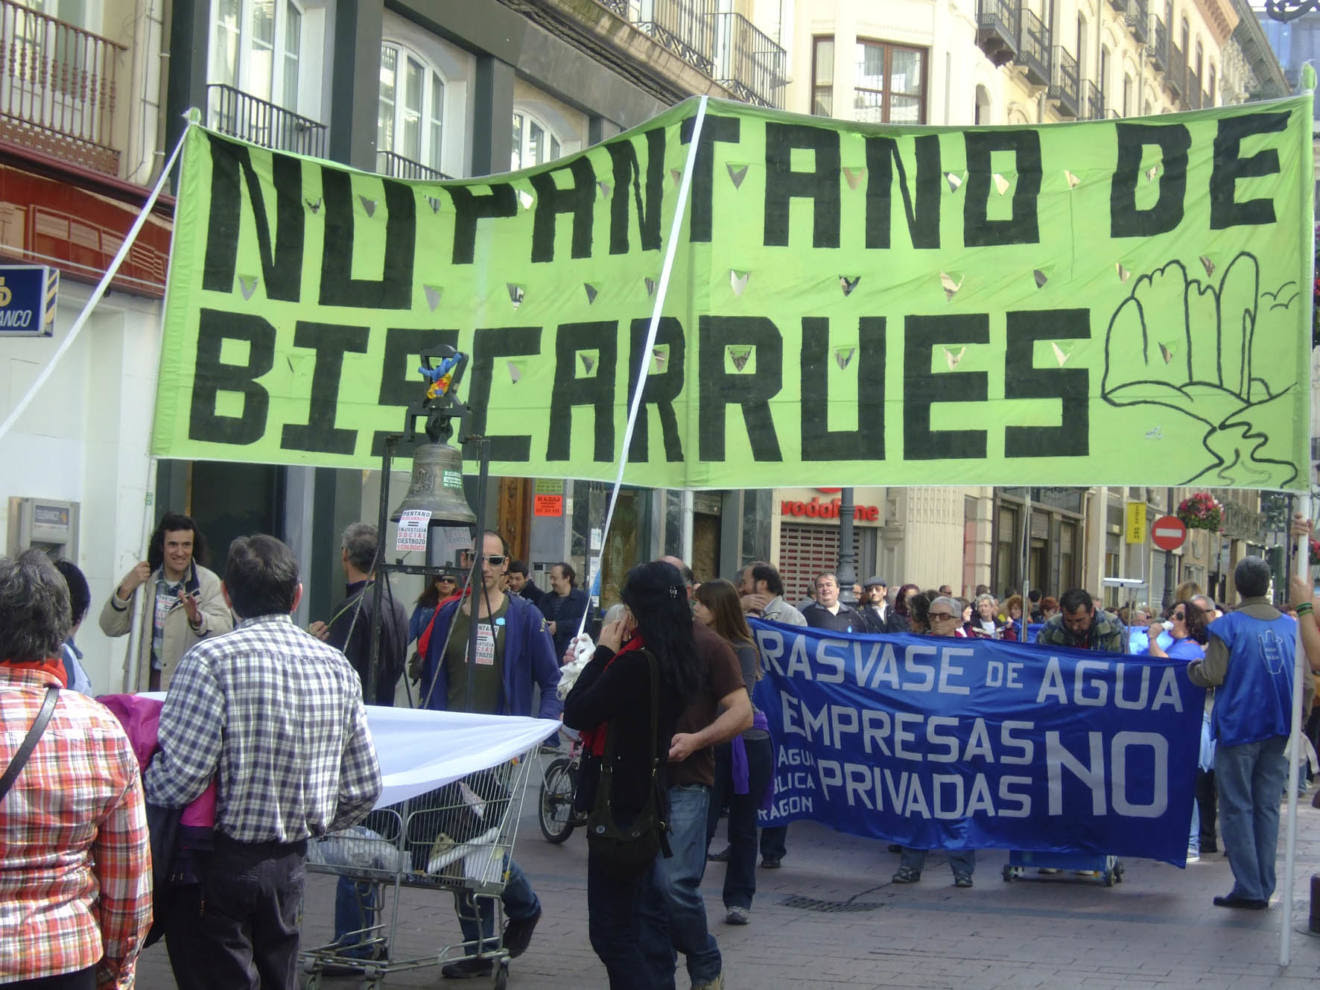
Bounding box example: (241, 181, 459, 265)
(98, 511, 232, 691)
(409, 570, 459, 643)
(885, 583, 921, 633)
(564, 561, 702, 988)
(693, 579, 772, 926)
(1001, 594, 1025, 641)
(1146, 601, 1212, 861)
(907, 591, 935, 635)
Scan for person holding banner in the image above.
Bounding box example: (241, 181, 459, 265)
(1035, 589, 1126, 653)
(563, 560, 701, 989)
(892, 595, 977, 888)
(1188, 557, 1313, 910)
(801, 573, 865, 633)
(693, 579, 773, 926)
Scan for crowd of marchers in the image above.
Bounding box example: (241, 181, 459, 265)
(2, 511, 1320, 989)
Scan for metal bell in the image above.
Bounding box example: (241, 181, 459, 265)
(390, 441, 477, 526)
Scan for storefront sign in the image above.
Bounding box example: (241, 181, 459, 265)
(1124, 501, 1147, 544)
(0, 265, 57, 337)
(153, 97, 1313, 490)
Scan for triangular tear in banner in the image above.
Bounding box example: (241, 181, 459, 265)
(727, 346, 752, 372)
(359, 195, 377, 217)
(424, 285, 443, 311)
(726, 163, 748, 188)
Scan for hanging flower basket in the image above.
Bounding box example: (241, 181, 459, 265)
(1177, 492, 1223, 532)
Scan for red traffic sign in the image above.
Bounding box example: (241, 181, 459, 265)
(1150, 515, 1187, 551)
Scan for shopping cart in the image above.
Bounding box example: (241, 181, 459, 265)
(302, 750, 537, 989)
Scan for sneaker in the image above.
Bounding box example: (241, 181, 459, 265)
(760, 857, 782, 869)
(891, 866, 921, 884)
(442, 956, 494, 979)
(954, 874, 973, 888)
(708, 846, 731, 863)
(503, 909, 541, 959)
(1186, 850, 1201, 864)
(692, 975, 724, 990)
(725, 906, 749, 925)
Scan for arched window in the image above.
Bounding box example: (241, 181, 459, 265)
(378, 42, 447, 178)
(511, 110, 563, 171)
(210, 0, 305, 113)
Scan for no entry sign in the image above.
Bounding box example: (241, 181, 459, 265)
(1150, 515, 1187, 551)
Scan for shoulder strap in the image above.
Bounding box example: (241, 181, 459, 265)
(0, 686, 59, 803)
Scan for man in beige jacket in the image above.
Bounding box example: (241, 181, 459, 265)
(99, 512, 232, 691)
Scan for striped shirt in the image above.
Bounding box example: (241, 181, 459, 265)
(144, 613, 381, 843)
(0, 666, 152, 986)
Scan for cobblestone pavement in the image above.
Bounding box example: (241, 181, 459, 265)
(137, 758, 1320, 989)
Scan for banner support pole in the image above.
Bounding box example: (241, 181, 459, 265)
(578, 96, 708, 633)
(1281, 490, 1311, 966)
(0, 120, 192, 446)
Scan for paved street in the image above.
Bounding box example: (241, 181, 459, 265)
(137, 756, 1320, 989)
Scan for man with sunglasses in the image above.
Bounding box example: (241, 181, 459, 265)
(418, 530, 560, 978)
(892, 595, 976, 886)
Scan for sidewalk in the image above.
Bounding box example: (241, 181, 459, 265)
(137, 769, 1320, 989)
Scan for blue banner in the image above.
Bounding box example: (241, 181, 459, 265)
(750, 621, 1204, 866)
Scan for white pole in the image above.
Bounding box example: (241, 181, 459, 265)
(0, 120, 193, 444)
(1281, 491, 1311, 965)
(576, 97, 709, 635)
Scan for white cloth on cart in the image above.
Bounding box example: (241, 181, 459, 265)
(364, 706, 559, 809)
(308, 825, 411, 872)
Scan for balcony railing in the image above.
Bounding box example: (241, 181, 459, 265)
(1126, 0, 1148, 44)
(710, 10, 785, 108)
(1048, 46, 1079, 117)
(1150, 18, 1168, 72)
(1167, 43, 1185, 99)
(617, 0, 717, 77)
(976, 0, 1018, 67)
(377, 150, 450, 181)
(1085, 80, 1105, 120)
(207, 83, 327, 157)
(1016, 7, 1051, 87)
(0, 0, 125, 174)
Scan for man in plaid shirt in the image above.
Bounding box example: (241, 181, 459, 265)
(0, 550, 152, 989)
(145, 534, 381, 989)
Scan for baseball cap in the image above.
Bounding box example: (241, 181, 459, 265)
(863, 576, 887, 588)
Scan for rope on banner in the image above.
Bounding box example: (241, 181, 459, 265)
(576, 96, 709, 636)
(0, 115, 195, 446)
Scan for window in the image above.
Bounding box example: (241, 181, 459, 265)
(210, 0, 305, 112)
(811, 36, 834, 116)
(854, 40, 925, 125)
(511, 110, 563, 171)
(1123, 74, 1132, 117)
(1099, 46, 1110, 102)
(1207, 65, 1216, 105)
(378, 42, 446, 175)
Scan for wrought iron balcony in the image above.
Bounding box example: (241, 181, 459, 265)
(710, 10, 785, 108)
(1150, 18, 1168, 72)
(377, 150, 450, 181)
(1085, 80, 1105, 120)
(976, 0, 1018, 67)
(1167, 43, 1185, 99)
(207, 83, 327, 158)
(1126, 0, 1148, 44)
(1048, 46, 1079, 117)
(1016, 7, 1051, 87)
(0, 0, 126, 174)
(620, 0, 717, 78)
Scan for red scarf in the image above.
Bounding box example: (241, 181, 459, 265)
(3, 657, 69, 688)
(581, 634, 644, 757)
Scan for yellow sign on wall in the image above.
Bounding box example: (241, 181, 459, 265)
(1125, 501, 1147, 544)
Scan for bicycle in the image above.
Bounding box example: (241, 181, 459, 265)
(538, 731, 584, 843)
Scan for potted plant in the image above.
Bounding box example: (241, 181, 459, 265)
(1177, 491, 1223, 532)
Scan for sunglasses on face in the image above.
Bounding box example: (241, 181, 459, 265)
(1172, 611, 1185, 620)
(484, 555, 507, 566)
(928, 611, 955, 621)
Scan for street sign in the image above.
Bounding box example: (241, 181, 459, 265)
(1150, 515, 1187, 551)
(1125, 502, 1147, 543)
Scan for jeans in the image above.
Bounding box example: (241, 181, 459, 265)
(899, 845, 975, 879)
(164, 836, 305, 990)
(638, 785, 721, 988)
(333, 877, 380, 957)
(707, 737, 774, 910)
(455, 858, 540, 954)
(759, 825, 787, 862)
(588, 844, 659, 989)
(1216, 735, 1288, 902)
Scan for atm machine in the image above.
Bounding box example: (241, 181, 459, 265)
(7, 497, 79, 559)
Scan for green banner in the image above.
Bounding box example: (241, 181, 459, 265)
(154, 95, 1314, 489)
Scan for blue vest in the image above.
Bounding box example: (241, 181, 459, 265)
(1209, 610, 1297, 747)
